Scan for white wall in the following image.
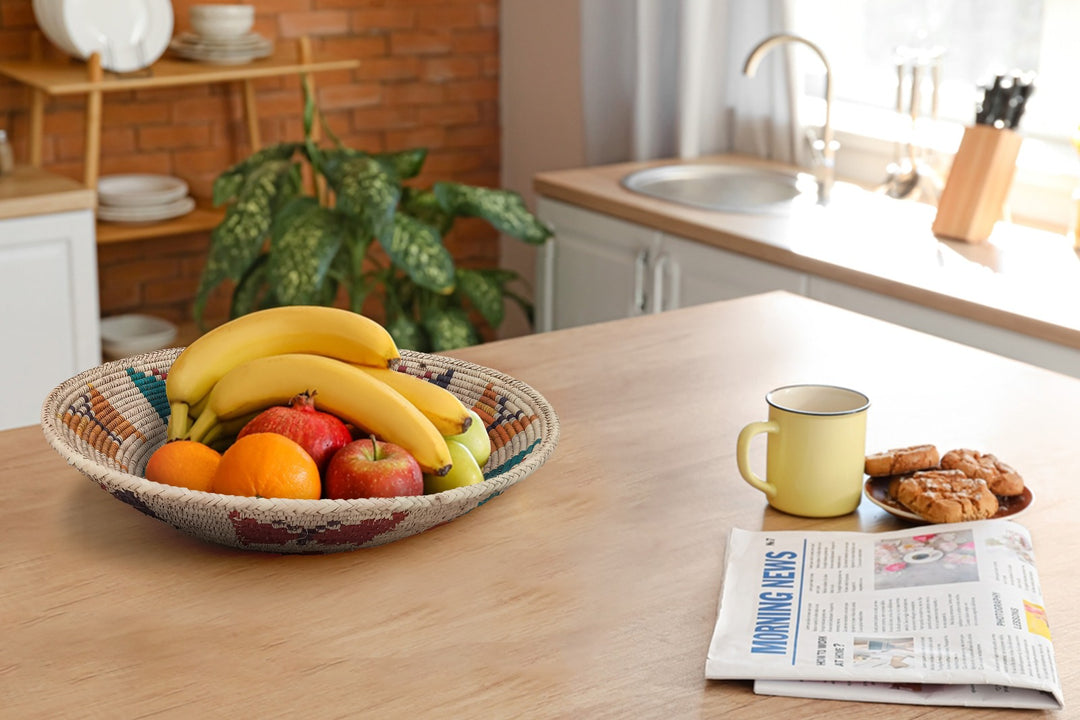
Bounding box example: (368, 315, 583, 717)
(499, 0, 587, 339)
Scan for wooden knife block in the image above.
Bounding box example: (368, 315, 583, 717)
(932, 124, 1022, 243)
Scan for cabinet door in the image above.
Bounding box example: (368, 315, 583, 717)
(653, 233, 808, 312)
(0, 210, 100, 430)
(806, 276, 1080, 379)
(536, 198, 661, 331)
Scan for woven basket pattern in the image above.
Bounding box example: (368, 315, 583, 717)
(40, 348, 560, 553)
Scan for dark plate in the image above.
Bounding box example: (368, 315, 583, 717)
(863, 476, 1034, 524)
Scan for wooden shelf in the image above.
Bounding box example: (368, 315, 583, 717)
(0, 52, 359, 96)
(0, 35, 349, 248)
(96, 204, 224, 245)
(0, 35, 351, 186)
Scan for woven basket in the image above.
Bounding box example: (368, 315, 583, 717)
(40, 348, 560, 553)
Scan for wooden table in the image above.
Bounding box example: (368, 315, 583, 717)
(2, 292, 1076, 718)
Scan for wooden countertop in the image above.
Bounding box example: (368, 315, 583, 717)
(534, 155, 1080, 351)
(2, 292, 1076, 717)
(0, 166, 95, 220)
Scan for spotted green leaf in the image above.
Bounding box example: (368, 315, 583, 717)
(454, 268, 505, 327)
(502, 286, 534, 327)
(230, 255, 271, 318)
(373, 148, 427, 180)
(400, 187, 454, 235)
(318, 147, 356, 177)
(194, 159, 298, 323)
(325, 154, 400, 239)
(338, 225, 376, 313)
(212, 142, 301, 206)
(378, 213, 455, 294)
(433, 182, 552, 244)
(386, 314, 429, 352)
(268, 197, 346, 305)
(423, 305, 478, 352)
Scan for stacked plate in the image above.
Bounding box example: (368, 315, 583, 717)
(97, 174, 195, 223)
(170, 4, 271, 65)
(169, 32, 273, 65)
(99, 314, 178, 360)
(32, 0, 174, 73)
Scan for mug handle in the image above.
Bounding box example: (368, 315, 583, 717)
(736, 421, 778, 498)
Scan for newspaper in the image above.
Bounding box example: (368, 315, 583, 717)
(705, 520, 1064, 710)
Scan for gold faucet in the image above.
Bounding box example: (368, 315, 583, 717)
(743, 33, 835, 204)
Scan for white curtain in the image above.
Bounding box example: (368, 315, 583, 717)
(580, 0, 803, 166)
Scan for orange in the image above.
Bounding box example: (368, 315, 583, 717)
(212, 432, 321, 500)
(145, 440, 221, 492)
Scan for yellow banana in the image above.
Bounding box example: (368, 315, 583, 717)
(200, 411, 258, 446)
(186, 353, 451, 475)
(352, 365, 471, 436)
(166, 306, 399, 439)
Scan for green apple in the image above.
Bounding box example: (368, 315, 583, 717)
(424, 440, 485, 494)
(445, 408, 491, 467)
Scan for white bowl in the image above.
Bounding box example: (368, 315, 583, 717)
(189, 4, 254, 39)
(98, 174, 189, 207)
(190, 3, 253, 16)
(100, 314, 179, 359)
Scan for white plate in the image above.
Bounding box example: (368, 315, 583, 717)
(100, 313, 178, 358)
(175, 31, 269, 50)
(57, 0, 174, 73)
(169, 34, 272, 65)
(170, 49, 265, 65)
(98, 174, 189, 207)
(97, 196, 195, 223)
(32, 0, 78, 56)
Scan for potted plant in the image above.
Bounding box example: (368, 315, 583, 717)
(194, 90, 551, 351)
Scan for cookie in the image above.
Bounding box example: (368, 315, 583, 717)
(940, 448, 1024, 497)
(865, 445, 940, 477)
(886, 474, 912, 501)
(894, 469, 999, 524)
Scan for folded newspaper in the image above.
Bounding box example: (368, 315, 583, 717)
(705, 520, 1063, 709)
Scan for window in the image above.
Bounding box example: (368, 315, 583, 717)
(789, 0, 1080, 228)
(794, 0, 1044, 127)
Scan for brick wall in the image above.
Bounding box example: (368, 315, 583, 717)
(0, 0, 500, 330)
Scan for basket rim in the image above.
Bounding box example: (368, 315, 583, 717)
(40, 347, 560, 513)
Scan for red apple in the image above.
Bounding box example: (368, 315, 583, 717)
(324, 438, 423, 499)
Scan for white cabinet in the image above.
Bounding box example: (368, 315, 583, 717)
(805, 277, 1080, 378)
(535, 197, 1080, 378)
(0, 208, 100, 430)
(536, 198, 660, 331)
(536, 198, 807, 331)
(653, 232, 807, 312)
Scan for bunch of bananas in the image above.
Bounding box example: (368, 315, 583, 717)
(165, 306, 475, 477)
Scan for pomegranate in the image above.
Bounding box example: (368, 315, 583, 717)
(238, 393, 351, 474)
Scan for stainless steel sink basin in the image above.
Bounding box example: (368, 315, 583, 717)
(621, 163, 819, 214)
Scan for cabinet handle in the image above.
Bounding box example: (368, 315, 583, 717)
(652, 252, 670, 313)
(634, 249, 648, 313)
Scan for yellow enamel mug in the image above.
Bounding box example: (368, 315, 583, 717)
(736, 384, 869, 517)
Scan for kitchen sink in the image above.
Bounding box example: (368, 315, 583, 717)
(621, 163, 819, 214)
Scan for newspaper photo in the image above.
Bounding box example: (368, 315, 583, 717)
(705, 520, 1064, 709)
